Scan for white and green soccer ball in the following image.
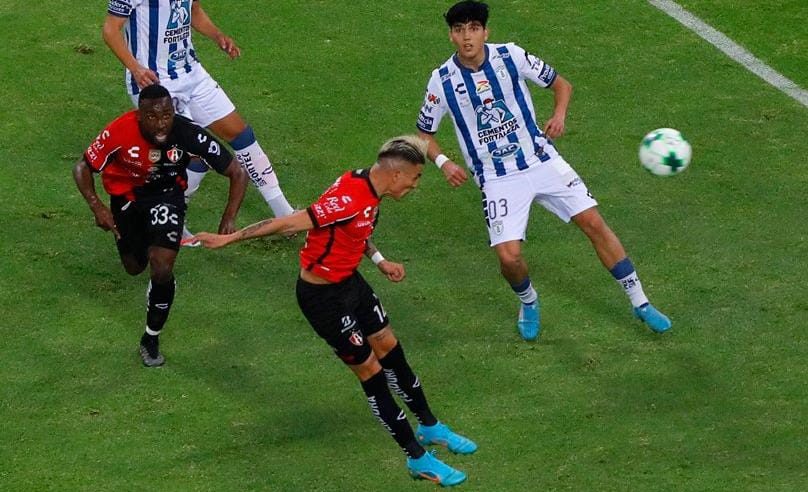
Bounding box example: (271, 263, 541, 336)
(639, 128, 691, 176)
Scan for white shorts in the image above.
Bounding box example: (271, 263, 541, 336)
(481, 157, 598, 247)
(129, 65, 236, 128)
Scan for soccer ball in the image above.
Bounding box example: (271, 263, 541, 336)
(639, 128, 691, 176)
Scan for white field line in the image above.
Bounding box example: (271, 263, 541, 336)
(649, 0, 808, 109)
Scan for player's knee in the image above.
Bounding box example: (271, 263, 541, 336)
(149, 262, 174, 284)
(121, 255, 147, 276)
(497, 250, 524, 271)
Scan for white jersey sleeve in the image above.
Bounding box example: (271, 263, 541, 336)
(416, 70, 448, 134)
(508, 43, 558, 88)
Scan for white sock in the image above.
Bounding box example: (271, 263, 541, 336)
(185, 168, 208, 204)
(615, 271, 649, 308)
(235, 142, 294, 217)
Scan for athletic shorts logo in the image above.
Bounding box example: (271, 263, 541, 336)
(491, 220, 504, 236)
(348, 331, 363, 347)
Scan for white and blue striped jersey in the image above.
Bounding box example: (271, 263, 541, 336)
(108, 0, 200, 95)
(418, 43, 561, 184)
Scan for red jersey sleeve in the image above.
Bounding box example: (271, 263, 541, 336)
(306, 175, 362, 228)
(83, 118, 125, 172)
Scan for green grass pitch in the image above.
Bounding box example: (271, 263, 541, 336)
(1, 1, 806, 490)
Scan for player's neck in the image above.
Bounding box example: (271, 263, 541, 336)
(456, 50, 486, 71)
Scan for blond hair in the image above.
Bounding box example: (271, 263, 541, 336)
(377, 135, 428, 166)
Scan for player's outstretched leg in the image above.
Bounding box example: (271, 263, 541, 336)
(229, 126, 294, 218)
(610, 258, 671, 333)
(512, 277, 540, 340)
(378, 342, 478, 454)
(360, 369, 466, 486)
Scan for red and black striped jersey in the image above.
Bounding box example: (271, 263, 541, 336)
(83, 111, 233, 201)
(301, 169, 380, 283)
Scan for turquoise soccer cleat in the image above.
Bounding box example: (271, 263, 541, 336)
(416, 422, 478, 455)
(517, 301, 540, 341)
(406, 450, 467, 487)
(634, 303, 672, 333)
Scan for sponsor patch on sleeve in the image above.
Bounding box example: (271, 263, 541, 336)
(107, 0, 133, 16)
(416, 112, 435, 131)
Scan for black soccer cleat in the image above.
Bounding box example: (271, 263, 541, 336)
(139, 336, 165, 367)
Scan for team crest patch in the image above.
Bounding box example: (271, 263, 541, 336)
(492, 220, 504, 236)
(166, 147, 183, 163)
(349, 331, 364, 347)
(148, 149, 162, 163)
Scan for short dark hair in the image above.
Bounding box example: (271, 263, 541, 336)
(138, 84, 170, 103)
(444, 1, 489, 27)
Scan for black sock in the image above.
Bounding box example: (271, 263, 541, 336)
(145, 276, 175, 339)
(360, 370, 425, 459)
(380, 343, 438, 427)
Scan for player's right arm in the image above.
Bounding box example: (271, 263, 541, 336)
(102, 5, 159, 88)
(194, 210, 314, 249)
(416, 72, 467, 187)
(72, 157, 120, 239)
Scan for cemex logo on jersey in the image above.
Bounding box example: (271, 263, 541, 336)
(427, 93, 441, 105)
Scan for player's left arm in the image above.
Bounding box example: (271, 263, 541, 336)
(544, 75, 572, 139)
(365, 238, 405, 283)
(191, 1, 240, 59)
(511, 43, 572, 139)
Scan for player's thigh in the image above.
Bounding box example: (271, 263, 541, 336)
(111, 195, 148, 265)
(185, 67, 236, 129)
(295, 276, 373, 367)
(532, 158, 598, 223)
(143, 194, 186, 252)
(481, 174, 533, 247)
(350, 272, 390, 337)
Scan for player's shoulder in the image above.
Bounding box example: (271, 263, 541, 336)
(491, 42, 525, 57)
(171, 115, 208, 140)
(104, 110, 140, 138)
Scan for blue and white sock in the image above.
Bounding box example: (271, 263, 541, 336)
(230, 126, 294, 217)
(610, 257, 649, 308)
(511, 277, 538, 305)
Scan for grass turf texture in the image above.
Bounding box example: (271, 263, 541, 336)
(1, 0, 806, 490)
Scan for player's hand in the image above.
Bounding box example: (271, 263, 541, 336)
(92, 205, 121, 240)
(132, 65, 159, 89)
(543, 114, 566, 139)
(192, 231, 234, 249)
(218, 216, 237, 235)
(441, 161, 468, 188)
(378, 260, 406, 283)
(215, 33, 241, 59)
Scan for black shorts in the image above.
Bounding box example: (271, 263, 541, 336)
(295, 272, 390, 366)
(111, 193, 186, 261)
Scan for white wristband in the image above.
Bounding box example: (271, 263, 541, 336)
(434, 154, 450, 169)
(371, 251, 385, 265)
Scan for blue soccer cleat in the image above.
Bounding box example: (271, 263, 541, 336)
(416, 422, 478, 455)
(634, 303, 672, 333)
(406, 450, 467, 487)
(517, 301, 541, 341)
